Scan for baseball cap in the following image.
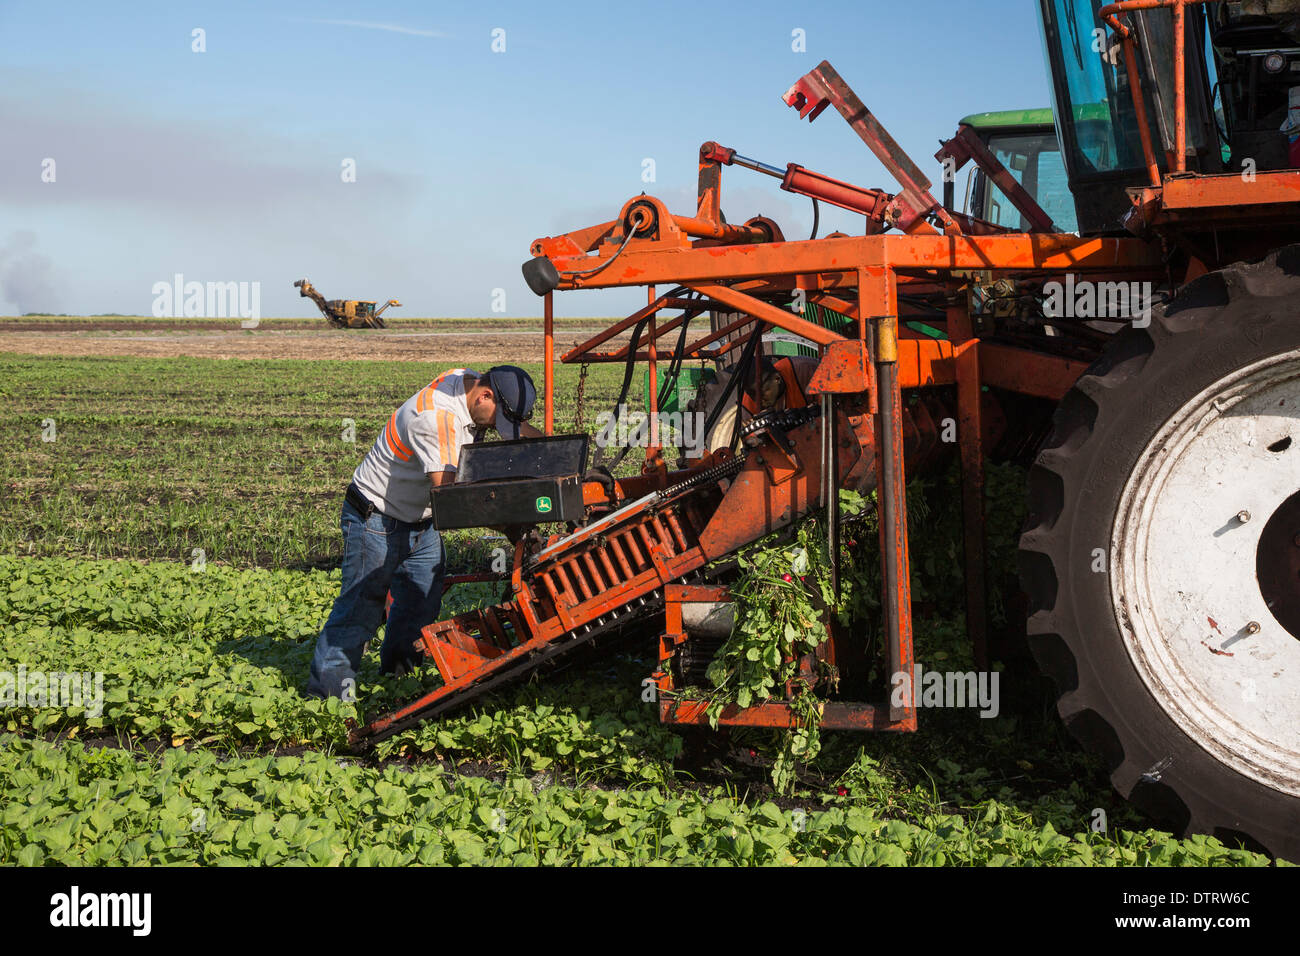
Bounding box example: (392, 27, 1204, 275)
(486, 365, 537, 439)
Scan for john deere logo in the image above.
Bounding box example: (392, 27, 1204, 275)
(535, 496, 552, 513)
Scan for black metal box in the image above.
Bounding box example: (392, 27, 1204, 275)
(430, 475, 585, 530)
(454, 434, 589, 484)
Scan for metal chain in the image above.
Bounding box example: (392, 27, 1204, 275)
(738, 403, 821, 440)
(654, 450, 748, 501)
(575, 361, 590, 432)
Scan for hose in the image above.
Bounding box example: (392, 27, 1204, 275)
(698, 320, 764, 453)
(562, 219, 641, 278)
(601, 290, 696, 471)
(593, 316, 651, 470)
(656, 301, 697, 410)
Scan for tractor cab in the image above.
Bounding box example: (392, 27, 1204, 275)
(1038, 0, 1224, 232)
(1038, 0, 1300, 236)
(1207, 3, 1300, 171)
(959, 108, 1079, 233)
(338, 300, 380, 329)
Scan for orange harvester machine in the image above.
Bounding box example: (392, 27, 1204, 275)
(353, 55, 1176, 746)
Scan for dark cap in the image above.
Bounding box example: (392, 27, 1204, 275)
(486, 365, 537, 439)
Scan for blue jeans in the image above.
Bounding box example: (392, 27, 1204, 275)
(307, 498, 445, 699)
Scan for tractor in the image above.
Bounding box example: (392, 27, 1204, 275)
(355, 0, 1300, 861)
(294, 278, 400, 329)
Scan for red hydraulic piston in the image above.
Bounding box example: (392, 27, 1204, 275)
(671, 214, 771, 243)
(781, 164, 889, 217)
(701, 140, 892, 218)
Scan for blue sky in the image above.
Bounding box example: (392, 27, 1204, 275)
(0, 0, 1053, 317)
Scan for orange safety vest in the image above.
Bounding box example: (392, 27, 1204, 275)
(383, 370, 468, 466)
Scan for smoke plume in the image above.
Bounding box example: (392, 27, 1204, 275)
(0, 231, 58, 314)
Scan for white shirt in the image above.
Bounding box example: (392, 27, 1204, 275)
(351, 368, 485, 522)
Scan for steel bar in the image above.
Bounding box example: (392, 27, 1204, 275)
(935, 125, 1057, 232)
(559, 290, 676, 361)
(670, 214, 770, 243)
(685, 282, 847, 347)
(660, 698, 911, 731)
(727, 151, 787, 178)
(948, 303, 989, 670)
(1174, 0, 1186, 171)
(867, 266, 916, 728)
(596, 547, 620, 586)
(596, 305, 706, 361)
(1098, 0, 1211, 184)
(822, 392, 839, 602)
(648, 285, 659, 449)
(581, 552, 606, 591)
(544, 292, 554, 434)
(878, 360, 915, 724)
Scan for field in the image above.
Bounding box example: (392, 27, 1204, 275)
(0, 324, 1287, 866)
(0, 314, 620, 364)
(0, 348, 631, 567)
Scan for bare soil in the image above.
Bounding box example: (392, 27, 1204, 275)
(0, 325, 629, 363)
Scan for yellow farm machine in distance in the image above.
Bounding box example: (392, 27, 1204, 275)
(294, 278, 401, 329)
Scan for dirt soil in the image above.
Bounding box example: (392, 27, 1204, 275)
(0, 324, 629, 363)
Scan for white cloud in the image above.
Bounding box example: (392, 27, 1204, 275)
(305, 19, 449, 38)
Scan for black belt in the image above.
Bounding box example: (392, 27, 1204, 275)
(345, 482, 432, 530)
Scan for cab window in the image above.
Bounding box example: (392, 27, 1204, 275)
(976, 129, 1079, 233)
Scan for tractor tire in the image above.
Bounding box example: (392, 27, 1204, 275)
(1019, 245, 1300, 862)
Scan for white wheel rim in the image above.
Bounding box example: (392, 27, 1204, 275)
(1113, 347, 1300, 796)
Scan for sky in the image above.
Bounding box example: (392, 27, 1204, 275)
(0, 0, 1054, 318)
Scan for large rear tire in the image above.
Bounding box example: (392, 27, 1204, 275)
(1019, 246, 1300, 861)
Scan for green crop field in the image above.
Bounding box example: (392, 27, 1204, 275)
(0, 354, 633, 567)
(0, 349, 1287, 866)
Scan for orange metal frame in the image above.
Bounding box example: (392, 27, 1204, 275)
(1098, 0, 1300, 242)
(358, 26, 1298, 743)
(517, 60, 1163, 736)
(345, 0, 1300, 749)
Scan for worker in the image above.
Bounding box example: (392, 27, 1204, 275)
(306, 365, 543, 700)
(694, 353, 818, 456)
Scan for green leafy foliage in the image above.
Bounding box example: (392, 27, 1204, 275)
(0, 555, 501, 748)
(0, 736, 1278, 867)
(374, 658, 686, 783)
(698, 490, 873, 792)
(2, 354, 1290, 865)
(695, 461, 1028, 795)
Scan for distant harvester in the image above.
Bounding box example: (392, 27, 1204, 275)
(294, 278, 401, 329)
